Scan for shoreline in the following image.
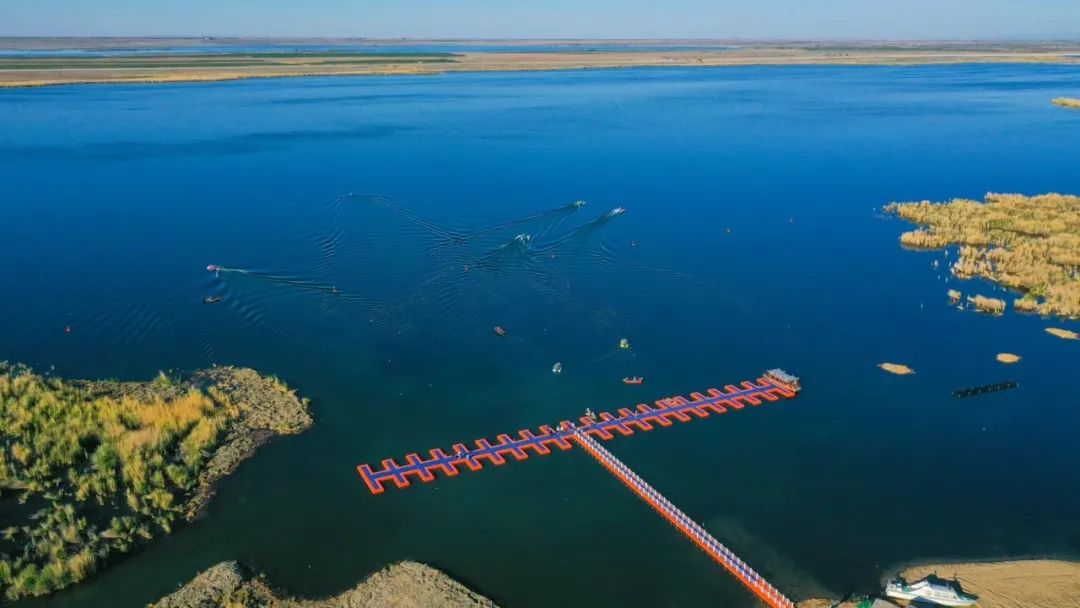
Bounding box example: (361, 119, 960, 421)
(3, 47, 1080, 88)
(153, 560, 499, 608)
(0, 363, 312, 601)
(798, 556, 1080, 608)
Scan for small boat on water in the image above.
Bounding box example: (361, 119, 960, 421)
(885, 577, 977, 606)
(206, 264, 221, 272)
(552, 362, 562, 374)
(494, 326, 507, 337)
(202, 296, 222, 305)
(619, 338, 630, 350)
(623, 376, 644, 385)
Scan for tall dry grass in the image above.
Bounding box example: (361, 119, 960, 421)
(0, 364, 241, 601)
(886, 193, 1080, 318)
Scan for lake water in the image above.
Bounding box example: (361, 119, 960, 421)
(2, 65, 1079, 607)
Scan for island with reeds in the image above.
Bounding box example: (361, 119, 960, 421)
(886, 193, 1080, 318)
(0, 363, 311, 601)
(1052, 97, 1080, 109)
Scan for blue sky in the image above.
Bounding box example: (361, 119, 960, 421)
(3, 0, 1080, 39)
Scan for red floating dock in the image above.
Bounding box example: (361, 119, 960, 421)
(573, 428, 794, 608)
(357, 374, 797, 493)
(356, 370, 801, 607)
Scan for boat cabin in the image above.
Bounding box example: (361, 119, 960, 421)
(764, 368, 801, 393)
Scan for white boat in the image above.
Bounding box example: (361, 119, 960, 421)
(885, 577, 977, 606)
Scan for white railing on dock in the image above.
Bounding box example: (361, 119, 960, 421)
(573, 429, 794, 608)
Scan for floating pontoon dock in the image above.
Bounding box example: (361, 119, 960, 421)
(357, 371, 800, 608)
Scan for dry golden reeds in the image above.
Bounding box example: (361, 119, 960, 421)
(887, 193, 1080, 318)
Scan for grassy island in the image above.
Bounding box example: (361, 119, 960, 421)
(0, 364, 310, 601)
(886, 193, 1080, 318)
(1052, 97, 1080, 109)
(153, 560, 497, 608)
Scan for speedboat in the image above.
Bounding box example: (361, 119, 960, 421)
(514, 234, 532, 244)
(494, 326, 507, 337)
(552, 362, 562, 374)
(619, 338, 630, 350)
(607, 207, 626, 218)
(885, 577, 977, 606)
(206, 264, 221, 272)
(623, 377, 644, 385)
(572, 200, 586, 208)
(202, 296, 222, 305)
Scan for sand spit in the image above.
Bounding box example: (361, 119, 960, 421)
(1052, 97, 1080, 109)
(153, 560, 498, 608)
(898, 559, 1080, 608)
(878, 363, 915, 375)
(1046, 327, 1079, 340)
(3, 44, 1080, 88)
(995, 353, 1021, 364)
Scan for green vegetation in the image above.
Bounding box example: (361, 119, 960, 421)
(887, 193, 1080, 318)
(0, 364, 309, 601)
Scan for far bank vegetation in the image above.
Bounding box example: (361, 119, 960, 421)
(887, 193, 1080, 318)
(0, 364, 310, 601)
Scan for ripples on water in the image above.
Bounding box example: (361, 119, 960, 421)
(194, 191, 737, 369)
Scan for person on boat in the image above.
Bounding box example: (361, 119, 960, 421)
(331, 286, 339, 295)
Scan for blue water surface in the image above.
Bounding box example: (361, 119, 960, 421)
(1, 64, 1079, 607)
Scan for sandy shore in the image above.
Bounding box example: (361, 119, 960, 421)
(154, 560, 498, 608)
(798, 559, 1080, 608)
(3, 43, 1080, 88)
(898, 560, 1080, 608)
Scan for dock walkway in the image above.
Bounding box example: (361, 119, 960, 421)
(573, 428, 794, 608)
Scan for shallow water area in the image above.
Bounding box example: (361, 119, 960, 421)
(2, 64, 1079, 607)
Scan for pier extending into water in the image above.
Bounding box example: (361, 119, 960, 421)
(572, 428, 795, 608)
(357, 375, 797, 493)
(356, 370, 800, 607)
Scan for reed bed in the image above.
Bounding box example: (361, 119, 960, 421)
(887, 193, 1080, 318)
(0, 363, 305, 601)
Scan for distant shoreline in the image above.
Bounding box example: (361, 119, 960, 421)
(2, 42, 1079, 88)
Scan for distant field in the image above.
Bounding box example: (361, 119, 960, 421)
(2, 41, 1079, 87)
(0, 52, 458, 70)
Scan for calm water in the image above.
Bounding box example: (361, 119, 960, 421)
(2, 65, 1080, 607)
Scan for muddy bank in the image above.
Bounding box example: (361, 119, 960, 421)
(153, 560, 498, 608)
(182, 366, 313, 519)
